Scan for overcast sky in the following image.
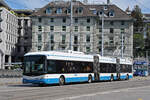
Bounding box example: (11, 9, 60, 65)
(5, 0, 150, 13)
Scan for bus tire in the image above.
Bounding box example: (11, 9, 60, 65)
(110, 75, 114, 82)
(126, 74, 129, 80)
(39, 83, 46, 87)
(59, 76, 65, 86)
(88, 75, 92, 83)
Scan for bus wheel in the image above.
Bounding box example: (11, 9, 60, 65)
(110, 75, 114, 82)
(59, 76, 65, 86)
(126, 74, 129, 80)
(88, 75, 92, 83)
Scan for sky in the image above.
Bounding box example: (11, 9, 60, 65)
(4, 0, 150, 13)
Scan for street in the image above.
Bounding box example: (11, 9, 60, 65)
(0, 77, 150, 100)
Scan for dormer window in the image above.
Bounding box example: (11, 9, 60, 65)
(98, 10, 104, 16)
(104, 5, 108, 10)
(57, 8, 62, 14)
(93, 10, 97, 14)
(46, 7, 51, 14)
(75, 7, 83, 14)
(67, 8, 71, 14)
(109, 10, 114, 17)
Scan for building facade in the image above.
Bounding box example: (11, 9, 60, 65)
(14, 10, 33, 62)
(31, 0, 133, 58)
(0, 7, 18, 69)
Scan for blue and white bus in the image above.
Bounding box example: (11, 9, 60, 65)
(23, 50, 133, 85)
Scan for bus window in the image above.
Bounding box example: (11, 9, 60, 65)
(47, 60, 56, 73)
(24, 62, 30, 74)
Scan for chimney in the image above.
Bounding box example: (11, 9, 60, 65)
(83, 0, 88, 4)
(107, 0, 110, 4)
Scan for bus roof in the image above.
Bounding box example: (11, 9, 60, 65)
(24, 51, 132, 64)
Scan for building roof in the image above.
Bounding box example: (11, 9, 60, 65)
(0, 0, 11, 9)
(143, 14, 150, 22)
(13, 9, 33, 16)
(31, 0, 132, 20)
(144, 14, 150, 18)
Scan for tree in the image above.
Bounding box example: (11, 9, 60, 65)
(131, 5, 145, 57)
(133, 33, 145, 57)
(131, 5, 143, 28)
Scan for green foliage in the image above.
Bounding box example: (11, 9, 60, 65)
(131, 5, 143, 28)
(133, 33, 145, 57)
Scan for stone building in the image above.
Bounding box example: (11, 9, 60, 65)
(14, 10, 33, 62)
(31, 0, 133, 57)
(0, 7, 18, 69)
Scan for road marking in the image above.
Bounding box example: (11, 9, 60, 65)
(138, 98, 143, 100)
(56, 85, 150, 100)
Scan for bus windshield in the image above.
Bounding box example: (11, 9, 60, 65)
(23, 55, 46, 76)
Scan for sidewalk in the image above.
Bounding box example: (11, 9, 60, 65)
(0, 78, 22, 85)
(0, 76, 150, 86)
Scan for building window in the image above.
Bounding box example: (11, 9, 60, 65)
(38, 26, 42, 32)
(75, 7, 83, 14)
(99, 28, 102, 32)
(38, 46, 42, 51)
(46, 7, 51, 14)
(62, 35, 66, 44)
(110, 21, 114, 25)
(99, 11, 104, 16)
(93, 10, 97, 14)
(86, 35, 90, 43)
(120, 36, 125, 43)
(87, 18, 90, 23)
(67, 8, 71, 14)
(86, 26, 90, 31)
(50, 26, 54, 31)
(109, 37, 114, 44)
(74, 26, 78, 32)
(62, 18, 66, 23)
(62, 46, 66, 50)
(38, 34, 42, 42)
(74, 35, 78, 44)
(17, 46, 21, 52)
(121, 28, 125, 33)
(38, 18, 42, 23)
(121, 21, 125, 25)
(24, 46, 28, 53)
(99, 36, 102, 45)
(86, 46, 90, 52)
(75, 18, 78, 23)
(109, 10, 115, 17)
(18, 19, 21, 26)
(50, 18, 54, 22)
(110, 28, 114, 33)
(99, 21, 102, 25)
(50, 35, 54, 43)
(104, 5, 108, 10)
(73, 46, 78, 51)
(57, 8, 62, 14)
(51, 46, 54, 50)
(25, 19, 28, 26)
(61, 46, 66, 50)
(62, 26, 66, 31)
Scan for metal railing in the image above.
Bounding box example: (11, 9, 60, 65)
(0, 69, 22, 78)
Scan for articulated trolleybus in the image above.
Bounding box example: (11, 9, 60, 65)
(23, 50, 133, 85)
